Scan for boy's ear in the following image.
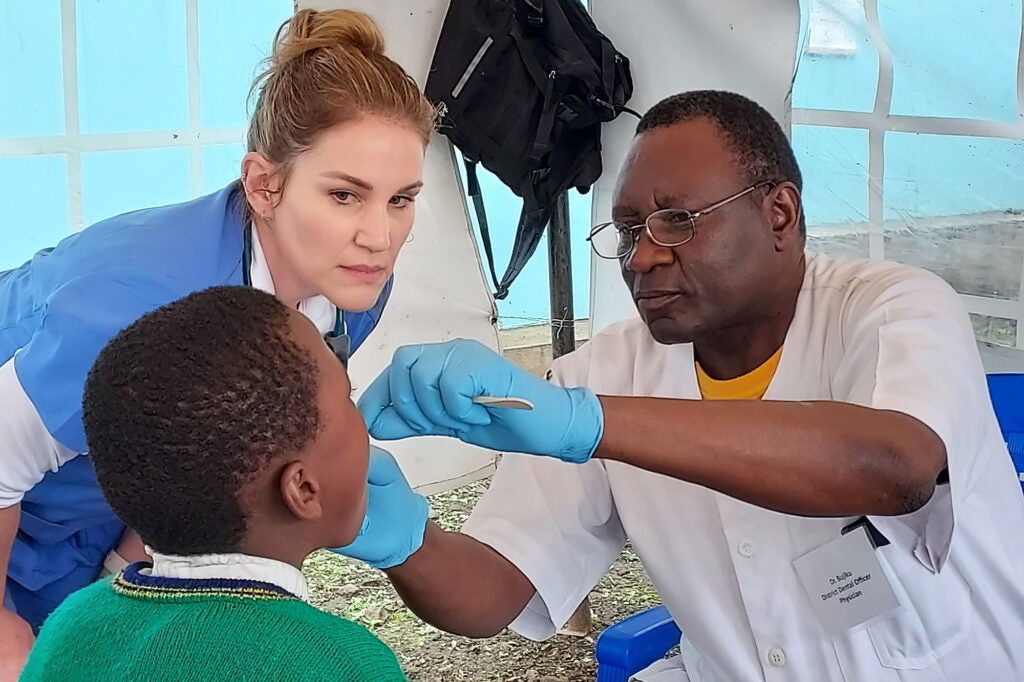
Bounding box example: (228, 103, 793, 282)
(278, 461, 324, 521)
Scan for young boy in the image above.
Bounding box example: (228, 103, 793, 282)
(20, 286, 407, 681)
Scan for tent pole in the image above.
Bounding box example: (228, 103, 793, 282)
(547, 192, 576, 358)
(548, 190, 593, 636)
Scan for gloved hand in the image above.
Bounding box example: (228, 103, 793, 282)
(331, 446, 429, 569)
(357, 339, 603, 464)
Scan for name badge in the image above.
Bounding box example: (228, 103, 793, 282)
(792, 525, 900, 636)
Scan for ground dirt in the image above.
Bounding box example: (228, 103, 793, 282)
(303, 478, 660, 682)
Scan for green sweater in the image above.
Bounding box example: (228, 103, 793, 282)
(21, 563, 406, 681)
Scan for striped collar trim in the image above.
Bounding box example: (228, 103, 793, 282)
(111, 562, 301, 602)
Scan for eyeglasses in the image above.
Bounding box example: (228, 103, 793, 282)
(587, 181, 775, 259)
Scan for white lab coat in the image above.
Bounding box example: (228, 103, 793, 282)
(464, 253, 1024, 682)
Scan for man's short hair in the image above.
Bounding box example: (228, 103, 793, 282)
(83, 286, 321, 555)
(637, 90, 805, 233)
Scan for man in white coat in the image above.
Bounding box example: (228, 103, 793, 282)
(342, 90, 1024, 682)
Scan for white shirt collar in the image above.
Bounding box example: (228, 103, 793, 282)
(249, 224, 337, 336)
(148, 550, 310, 602)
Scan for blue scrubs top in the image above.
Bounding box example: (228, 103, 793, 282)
(0, 183, 391, 629)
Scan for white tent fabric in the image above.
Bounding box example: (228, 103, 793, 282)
(300, 0, 501, 494)
(587, 0, 801, 334)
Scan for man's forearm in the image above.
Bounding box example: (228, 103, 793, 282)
(385, 522, 535, 638)
(596, 397, 946, 517)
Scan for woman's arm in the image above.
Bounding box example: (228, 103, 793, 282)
(0, 504, 34, 682)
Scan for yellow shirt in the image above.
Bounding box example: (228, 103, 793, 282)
(696, 346, 783, 401)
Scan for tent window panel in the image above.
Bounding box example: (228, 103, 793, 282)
(0, 154, 70, 271)
(0, 2, 284, 269)
(883, 133, 1024, 221)
(201, 143, 245, 194)
(808, 231, 872, 261)
(793, 0, 877, 113)
(882, 0, 1022, 122)
(971, 313, 1018, 349)
(793, 125, 870, 227)
(884, 222, 1023, 302)
(77, 0, 189, 134)
(199, 0, 293, 129)
(0, 3, 65, 138)
(880, 133, 1024, 304)
(81, 147, 191, 227)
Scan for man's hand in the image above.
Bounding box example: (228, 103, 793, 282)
(0, 607, 34, 682)
(358, 339, 604, 464)
(330, 447, 429, 569)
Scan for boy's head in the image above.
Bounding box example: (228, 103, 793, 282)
(83, 286, 369, 563)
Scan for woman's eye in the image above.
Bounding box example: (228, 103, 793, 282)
(331, 190, 356, 203)
(390, 195, 414, 208)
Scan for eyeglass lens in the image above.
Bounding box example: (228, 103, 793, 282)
(591, 210, 696, 258)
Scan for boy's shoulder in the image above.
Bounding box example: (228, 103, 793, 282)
(29, 580, 405, 681)
(255, 599, 407, 680)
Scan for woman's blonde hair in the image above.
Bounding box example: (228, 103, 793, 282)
(246, 9, 435, 183)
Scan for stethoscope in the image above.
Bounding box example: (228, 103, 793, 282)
(242, 224, 351, 367)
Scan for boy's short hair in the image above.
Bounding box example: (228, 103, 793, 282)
(83, 286, 322, 555)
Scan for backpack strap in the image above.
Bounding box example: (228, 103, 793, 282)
(600, 41, 617, 114)
(530, 70, 560, 165)
(494, 183, 555, 299)
(509, 26, 551, 92)
(507, 25, 564, 175)
(518, 0, 545, 32)
(466, 157, 553, 301)
(463, 157, 504, 295)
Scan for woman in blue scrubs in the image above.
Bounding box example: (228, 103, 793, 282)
(0, 7, 435, 663)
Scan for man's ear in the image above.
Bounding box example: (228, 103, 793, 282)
(241, 152, 280, 222)
(278, 460, 324, 521)
(765, 181, 803, 251)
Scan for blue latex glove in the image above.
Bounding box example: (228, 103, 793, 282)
(357, 339, 603, 464)
(331, 446, 429, 569)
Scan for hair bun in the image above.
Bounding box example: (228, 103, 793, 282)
(271, 9, 385, 68)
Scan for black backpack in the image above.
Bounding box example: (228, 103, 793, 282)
(425, 0, 636, 300)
